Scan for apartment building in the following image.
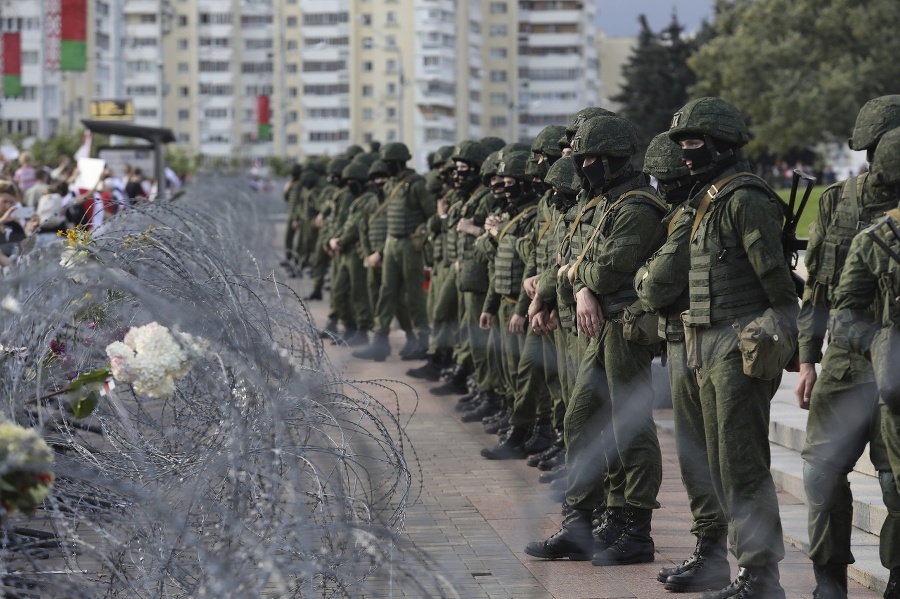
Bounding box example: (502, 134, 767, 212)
(2, 0, 602, 167)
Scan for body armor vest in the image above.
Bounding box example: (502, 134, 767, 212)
(444, 191, 466, 265)
(386, 171, 426, 236)
(366, 196, 389, 255)
(688, 176, 772, 327)
(815, 173, 896, 303)
(457, 187, 493, 263)
(493, 204, 538, 296)
(534, 195, 558, 274)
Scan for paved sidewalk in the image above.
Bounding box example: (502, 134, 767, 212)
(289, 283, 883, 599)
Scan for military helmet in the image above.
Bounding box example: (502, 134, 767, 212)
(531, 125, 567, 158)
(544, 156, 581, 196)
(344, 144, 365, 159)
(848, 95, 900, 151)
(326, 157, 351, 176)
(499, 142, 532, 157)
(380, 142, 412, 162)
(479, 136, 507, 153)
(290, 163, 303, 179)
(430, 145, 455, 168)
(368, 159, 390, 179)
(351, 152, 376, 169)
(557, 135, 571, 152)
(496, 151, 531, 180)
(571, 115, 640, 159)
(481, 150, 502, 181)
(342, 161, 369, 182)
(565, 106, 616, 141)
(643, 132, 690, 182)
(870, 126, 900, 189)
(304, 158, 327, 174)
(667, 97, 750, 147)
(525, 156, 540, 178)
(451, 139, 490, 167)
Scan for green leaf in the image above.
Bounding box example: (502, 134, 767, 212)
(67, 368, 111, 393)
(69, 390, 99, 420)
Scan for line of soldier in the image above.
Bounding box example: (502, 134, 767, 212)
(281, 95, 900, 599)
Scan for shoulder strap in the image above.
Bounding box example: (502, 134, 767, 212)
(620, 189, 668, 213)
(888, 208, 900, 223)
(569, 193, 639, 275)
(667, 204, 688, 236)
(498, 205, 537, 241)
(367, 182, 406, 225)
(564, 195, 604, 243)
(535, 201, 555, 245)
(848, 172, 866, 227)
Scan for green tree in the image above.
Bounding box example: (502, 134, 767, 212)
(690, 0, 900, 157)
(267, 155, 293, 177)
(612, 13, 703, 163)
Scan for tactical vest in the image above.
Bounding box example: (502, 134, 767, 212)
(687, 175, 773, 327)
(457, 187, 493, 262)
(366, 196, 390, 255)
(577, 187, 667, 315)
(553, 208, 577, 331)
(386, 171, 427, 236)
(493, 204, 538, 296)
(534, 195, 558, 273)
(871, 210, 900, 328)
(815, 173, 896, 303)
(444, 191, 465, 266)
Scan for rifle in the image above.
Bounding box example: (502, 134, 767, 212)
(782, 168, 816, 296)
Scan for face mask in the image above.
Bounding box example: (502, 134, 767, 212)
(660, 180, 692, 204)
(581, 159, 607, 190)
(682, 145, 713, 173)
(536, 158, 550, 181)
(504, 180, 524, 201)
(550, 190, 576, 210)
(491, 181, 506, 197)
(385, 161, 402, 177)
(348, 180, 363, 195)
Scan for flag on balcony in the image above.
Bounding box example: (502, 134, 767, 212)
(61, 0, 87, 71)
(1, 33, 22, 98)
(257, 95, 271, 141)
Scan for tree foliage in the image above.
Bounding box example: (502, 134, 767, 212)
(690, 0, 900, 157)
(612, 13, 704, 162)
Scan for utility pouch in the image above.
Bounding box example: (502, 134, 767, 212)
(458, 259, 489, 293)
(871, 326, 900, 413)
(734, 309, 797, 380)
(622, 300, 661, 346)
(410, 224, 427, 252)
(681, 311, 701, 370)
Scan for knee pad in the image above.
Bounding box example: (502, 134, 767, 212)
(880, 471, 900, 514)
(803, 461, 844, 511)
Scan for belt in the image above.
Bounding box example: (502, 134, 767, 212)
(502, 295, 517, 304)
(390, 233, 410, 239)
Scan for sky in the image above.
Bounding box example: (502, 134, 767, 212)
(595, 0, 716, 37)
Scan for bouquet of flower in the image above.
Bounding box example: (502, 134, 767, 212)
(0, 421, 54, 516)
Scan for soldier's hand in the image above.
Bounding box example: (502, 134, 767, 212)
(366, 252, 382, 268)
(437, 198, 448, 217)
(795, 362, 817, 410)
(454, 260, 460, 272)
(479, 312, 492, 330)
(557, 263, 569, 279)
(547, 309, 559, 332)
(290, 220, 299, 231)
(576, 287, 604, 338)
(523, 275, 538, 299)
(566, 263, 577, 285)
(527, 296, 544, 321)
(508, 313, 526, 334)
(457, 218, 472, 233)
(314, 213, 325, 228)
(328, 238, 342, 253)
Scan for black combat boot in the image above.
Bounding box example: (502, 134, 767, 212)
(538, 463, 567, 483)
(460, 393, 503, 422)
(592, 505, 655, 566)
(480, 425, 529, 460)
(306, 288, 323, 301)
(432, 367, 470, 396)
(527, 436, 562, 467)
(397, 332, 418, 359)
(454, 390, 482, 412)
(406, 355, 444, 381)
(524, 508, 593, 561)
(482, 407, 512, 434)
(592, 507, 627, 556)
(400, 332, 430, 361)
(351, 333, 390, 361)
(811, 564, 848, 599)
(345, 329, 369, 347)
(538, 449, 566, 471)
(661, 536, 732, 592)
(523, 418, 556, 456)
(701, 564, 785, 599)
(884, 567, 899, 599)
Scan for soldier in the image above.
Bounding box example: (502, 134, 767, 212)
(295, 160, 326, 273)
(327, 160, 374, 345)
(796, 96, 900, 599)
(308, 157, 349, 301)
(668, 97, 799, 598)
(635, 133, 730, 593)
(817, 125, 900, 599)
(282, 163, 303, 275)
(353, 142, 434, 361)
(525, 114, 667, 565)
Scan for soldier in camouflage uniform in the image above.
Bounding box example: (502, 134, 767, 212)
(821, 126, 900, 599)
(308, 157, 349, 301)
(294, 161, 326, 272)
(635, 133, 731, 593)
(327, 160, 376, 345)
(526, 114, 667, 565)
(357, 160, 414, 342)
(282, 163, 304, 274)
(795, 96, 900, 599)
(353, 143, 434, 361)
(668, 97, 799, 598)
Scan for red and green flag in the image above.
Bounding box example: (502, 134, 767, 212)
(258, 95, 271, 141)
(61, 0, 87, 71)
(2, 33, 22, 98)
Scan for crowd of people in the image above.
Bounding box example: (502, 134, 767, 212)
(284, 95, 900, 599)
(0, 152, 159, 268)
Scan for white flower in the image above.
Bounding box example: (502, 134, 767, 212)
(1, 293, 21, 314)
(105, 323, 207, 398)
(0, 422, 53, 474)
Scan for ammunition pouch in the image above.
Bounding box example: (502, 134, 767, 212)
(871, 326, 900, 413)
(735, 308, 797, 380)
(622, 300, 661, 346)
(458, 259, 489, 294)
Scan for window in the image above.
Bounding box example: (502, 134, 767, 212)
(489, 70, 507, 82)
(287, 40, 298, 50)
(199, 61, 230, 72)
(470, 90, 481, 102)
(386, 35, 396, 46)
(287, 134, 298, 144)
(489, 25, 507, 36)
(470, 114, 481, 126)
(303, 84, 348, 95)
(489, 2, 507, 14)
(178, 62, 189, 73)
(21, 51, 38, 65)
(199, 13, 232, 25)
(386, 129, 396, 141)
(199, 84, 232, 95)
(286, 63, 298, 74)
(302, 60, 346, 72)
(204, 108, 229, 118)
(288, 87, 298, 97)
(386, 82, 396, 94)
(241, 15, 272, 26)
(470, 21, 481, 34)
(177, 133, 190, 143)
(423, 56, 439, 67)
(177, 15, 188, 26)
(136, 108, 158, 118)
(177, 39, 188, 50)
(303, 13, 349, 26)
(245, 39, 273, 50)
(131, 37, 157, 47)
(362, 108, 373, 121)
(386, 11, 397, 25)
(490, 92, 507, 106)
(179, 86, 190, 97)
(178, 109, 190, 120)
(490, 116, 507, 127)
(362, 61, 373, 72)
(287, 16, 297, 27)
(362, 37, 373, 49)
(125, 85, 157, 96)
(308, 130, 350, 142)
(307, 107, 350, 118)
(386, 58, 397, 72)
(361, 13, 372, 25)
(241, 62, 273, 74)
(288, 110, 298, 122)
(362, 85, 373, 97)
(490, 47, 507, 59)
(386, 107, 396, 119)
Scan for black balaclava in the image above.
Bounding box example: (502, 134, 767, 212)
(659, 179, 693, 205)
(347, 179, 364, 195)
(550, 188, 578, 212)
(385, 160, 404, 177)
(581, 155, 633, 192)
(454, 162, 480, 195)
(680, 136, 740, 184)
